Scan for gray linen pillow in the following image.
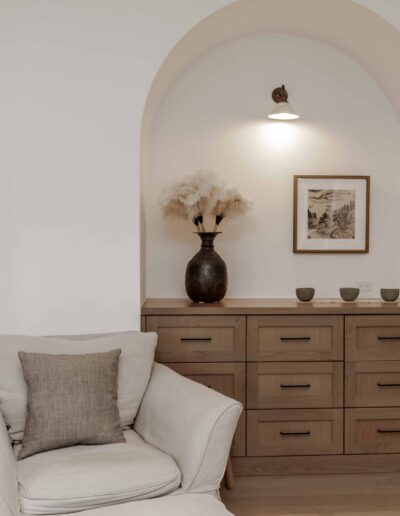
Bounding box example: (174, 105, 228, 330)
(18, 349, 125, 460)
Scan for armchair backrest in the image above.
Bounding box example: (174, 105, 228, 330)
(0, 332, 157, 443)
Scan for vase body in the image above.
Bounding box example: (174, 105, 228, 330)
(185, 232, 228, 303)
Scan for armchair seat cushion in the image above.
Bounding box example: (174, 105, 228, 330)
(17, 431, 181, 515)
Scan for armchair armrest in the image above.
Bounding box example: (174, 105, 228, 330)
(134, 363, 242, 494)
(0, 411, 19, 516)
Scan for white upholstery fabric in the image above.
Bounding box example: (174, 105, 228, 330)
(17, 430, 181, 515)
(0, 332, 157, 441)
(0, 411, 19, 516)
(135, 363, 242, 494)
(67, 494, 232, 516)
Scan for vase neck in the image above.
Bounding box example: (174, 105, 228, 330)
(197, 232, 219, 249)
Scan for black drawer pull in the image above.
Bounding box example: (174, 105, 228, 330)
(280, 337, 311, 341)
(377, 429, 400, 433)
(377, 383, 400, 387)
(280, 383, 311, 389)
(378, 336, 400, 341)
(180, 337, 212, 342)
(280, 431, 310, 436)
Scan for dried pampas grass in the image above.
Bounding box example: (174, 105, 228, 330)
(159, 169, 251, 232)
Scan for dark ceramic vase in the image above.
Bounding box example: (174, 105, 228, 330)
(185, 232, 228, 303)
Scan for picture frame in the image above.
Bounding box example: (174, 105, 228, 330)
(293, 175, 370, 254)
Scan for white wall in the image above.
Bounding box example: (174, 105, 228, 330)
(355, 0, 400, 29)
(0, 0, 399, 333)
(145, 33, 400, 299)
(0, 0, 230, 334)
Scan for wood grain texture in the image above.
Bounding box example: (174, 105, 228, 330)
(346, 361, 400, 407)
(166, 362, 245, 403)
(247, 408, 343, 457)
(146, 315, 246, 362)
(247, 362, 343, 409)
(142, 298, 400, 316)
(143, 301, 400, 476)
(247, 315, 343, 361)
(346, 408, 400, 454)
(231, 454, 400, 476)
(221, 473, 400, 515)
(346, 315, 400, 361)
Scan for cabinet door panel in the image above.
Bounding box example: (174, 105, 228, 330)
(248, 409, 343, 456)
(147, 315, 246, 362)
(248, 315, 343, 361)
(247, 362, 343, 409)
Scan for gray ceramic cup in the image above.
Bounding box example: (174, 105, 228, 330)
(340, 288, 360, 302)
(381, 288, 400, 302)
(296, 288, 315, 302)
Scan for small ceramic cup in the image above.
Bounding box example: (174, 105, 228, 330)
(381, 288, 400, 302)
(340, 288, 360, 302)
(296, 288, 315, 302)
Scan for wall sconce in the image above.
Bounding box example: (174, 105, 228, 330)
(268, 84, 299, 120)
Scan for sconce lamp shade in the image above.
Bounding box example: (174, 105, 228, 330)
(268, 101, 299, 120)
(268, 84, 299, 120)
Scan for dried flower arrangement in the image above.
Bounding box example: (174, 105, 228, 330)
(159, 170, 252, 232)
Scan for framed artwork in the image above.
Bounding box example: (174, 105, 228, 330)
(293, 175, 370, 254)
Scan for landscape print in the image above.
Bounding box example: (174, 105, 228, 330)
(307, 189, 356, 239)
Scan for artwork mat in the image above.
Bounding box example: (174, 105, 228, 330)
(293, 175, 370, 253)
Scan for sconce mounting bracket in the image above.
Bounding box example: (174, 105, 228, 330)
(272, 85, 288, 103)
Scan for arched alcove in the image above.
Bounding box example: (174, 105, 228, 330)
(141, 0, 400, 300)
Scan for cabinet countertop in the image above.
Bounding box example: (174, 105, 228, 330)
(142, 298, 400, 316)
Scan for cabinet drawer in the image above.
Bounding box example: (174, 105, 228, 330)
(248, 316, 343, 361)
(346, 316, 400, 361)
(346, 361, 400, 407)
(247, 362, 343, 409)
(147, 315, 245, 362)
(166, 362, 245, 404)
(247, 409, 343, 456)
(346, 408, 400, 454)
(166, 362, 246, 456)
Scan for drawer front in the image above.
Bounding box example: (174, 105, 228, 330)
(346, 361, 400, 407)
(147, 315, 246, 362)
(247, 362, 343, 409)
(346, 408, 400, 454)
(248, 315, 343, 361)
(166, 362, 245, 404)
(247, 409, 343, 456)
(346, 315, 400, 361)
(166, 362, 246, 456)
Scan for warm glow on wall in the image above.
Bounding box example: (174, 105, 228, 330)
(261, 121, 299, 150)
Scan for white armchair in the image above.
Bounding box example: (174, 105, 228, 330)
(135, 363, 241, 494)
(0, 333, 241, 516)
(0, 412, 19, 516)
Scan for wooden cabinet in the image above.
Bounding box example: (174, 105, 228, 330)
(247, 362, 343, 409)
(167, 362, 245, 402)
(346, 315, 400, 361)
(146, 315, 245, 362)
(346, 361, 400, 407)
(248, 409, 343, 456)
(248, 315, 343, 361)
(142, 299, 400, 476)
(346, 408, 400, 454)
